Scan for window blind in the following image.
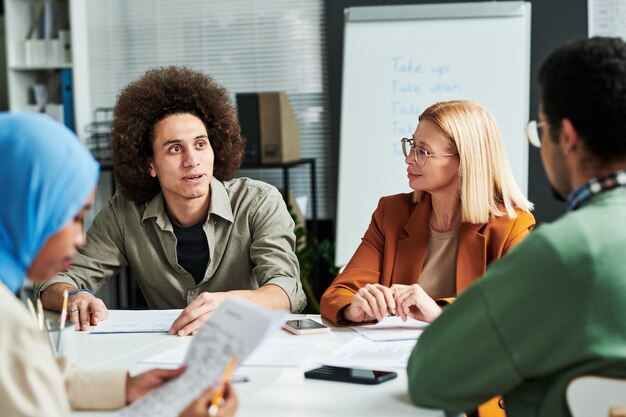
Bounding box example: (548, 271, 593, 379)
(84, 0, 332, 219)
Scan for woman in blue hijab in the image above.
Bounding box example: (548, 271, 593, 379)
(0, 113, 236, 417)
(0, 113, 99, 294)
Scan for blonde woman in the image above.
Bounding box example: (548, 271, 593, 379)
(321, 101, 533, 417)
(322, 100, 534, 325)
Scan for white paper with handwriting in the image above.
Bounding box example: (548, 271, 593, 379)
(114, 299, 287, 417)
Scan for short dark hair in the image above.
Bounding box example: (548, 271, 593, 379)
(111, 66, 245, 204)
(539, 36, 626, 162)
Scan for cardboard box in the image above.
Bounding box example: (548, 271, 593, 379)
(237, 92, 301, 166)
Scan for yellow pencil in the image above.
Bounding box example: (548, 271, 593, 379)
(36, 298, 44, 331)
(26, 299, 37, 324)
(59, 289, 69, 330)
(208, 356, 237, 416)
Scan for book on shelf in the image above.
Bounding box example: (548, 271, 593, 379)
(60, 68, 74, 132)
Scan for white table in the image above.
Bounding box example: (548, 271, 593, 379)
(70, 315, 445, 417)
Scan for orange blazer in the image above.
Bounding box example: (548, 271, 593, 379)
(321, 192, 536, 325)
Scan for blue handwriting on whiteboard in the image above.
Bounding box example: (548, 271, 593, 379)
(392, 120, 417, 136)
(391, 101, 423, 116)
(430, 65, 461, 93)
(391, 141, 404, 158)
(391, 80, 422, 94)
(431, 65, 449, 78)
(392, 56, 424, 74)
(430, 82, 462, 93)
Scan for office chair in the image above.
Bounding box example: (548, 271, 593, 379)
(567, 375, 626, 417)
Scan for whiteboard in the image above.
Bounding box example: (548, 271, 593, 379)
(588, 0, 626, 38)
(336, 2, 531, 265)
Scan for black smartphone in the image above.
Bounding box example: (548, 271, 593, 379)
(283, 319, 330, 335)
(304, 365, 397, 385)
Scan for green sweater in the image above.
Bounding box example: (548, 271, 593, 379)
(407, 188, 626, 417)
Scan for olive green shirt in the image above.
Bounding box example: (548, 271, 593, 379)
(36, 177, 306, 312)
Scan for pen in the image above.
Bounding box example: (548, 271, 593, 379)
(59, 289, 69, 330)
(231, 375, 249, 384)
(36, 298, 44, 331)
(208, 355, 237, 417)
(44, 319, 59, 355)
(26, 299, 38, 324)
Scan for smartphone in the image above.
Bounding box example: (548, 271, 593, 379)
(304, 365, 397, 385)
(282, 319, 330, 335)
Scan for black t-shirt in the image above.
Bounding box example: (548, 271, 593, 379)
(170, 218, 209, 285)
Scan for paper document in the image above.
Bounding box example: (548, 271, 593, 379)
(351, 316, 428, 341)
(139, 342, 190, 365)
(114, 299, 287, 417)
(322, 337, 417, 369)
(141, 335, 317, 367)
(243, 337, 318, 366)
(89, 309, 182, 334)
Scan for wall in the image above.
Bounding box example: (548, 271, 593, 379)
(326, 0, 588, 225)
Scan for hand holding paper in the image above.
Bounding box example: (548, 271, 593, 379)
(126, 367, 187, 404)
(114, 298, 287, 417)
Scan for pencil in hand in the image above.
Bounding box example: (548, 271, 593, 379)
(59, 289, 69, 330)
(26, 299, 38, 324)
(208, 356, 237, 416)
(36, 298, 44, 331)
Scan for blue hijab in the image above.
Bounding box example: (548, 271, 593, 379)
(0, 113, 99, 294)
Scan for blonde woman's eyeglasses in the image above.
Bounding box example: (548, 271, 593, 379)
(401, 138, 458, 166)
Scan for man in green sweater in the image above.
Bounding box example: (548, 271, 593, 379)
(406, 37, 626, 417)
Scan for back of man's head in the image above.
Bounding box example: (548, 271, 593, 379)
(539, 37, 626, 162)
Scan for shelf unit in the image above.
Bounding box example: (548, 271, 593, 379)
(0, 17, 7, 110)
(3, 0, 74, 129)
(240, 158, 318, 238)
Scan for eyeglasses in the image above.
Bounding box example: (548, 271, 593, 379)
(525, 120, 547, 148)
(401, 138, 458, 166)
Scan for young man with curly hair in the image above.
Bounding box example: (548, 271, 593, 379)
(406, 37, 626, 417)
(37, 66, 306, 334)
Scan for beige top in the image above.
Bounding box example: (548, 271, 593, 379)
(0, 283, 126, 416)
(418, 228, 458, 299)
